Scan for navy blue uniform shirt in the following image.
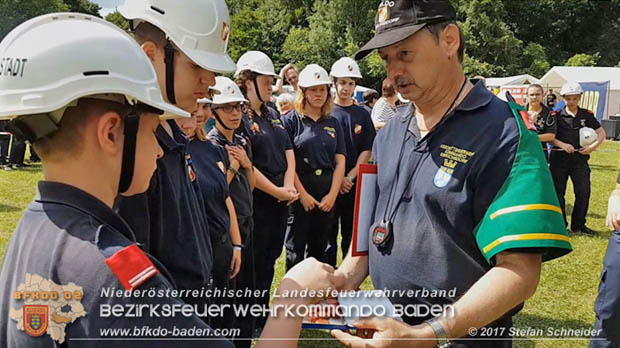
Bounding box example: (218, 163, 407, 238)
(369, 83, 571, 326)
(237, 106, 292, 180)
(555, 107, 601, 149)
(0, 182, 232, 348)
(187, 138, 231, 244)
(209, 128, 254, 218)
(115, 120, 213, 294)
(331, 104, 376, 173)
(282, 110, 346, 174)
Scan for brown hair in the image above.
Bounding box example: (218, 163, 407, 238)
(527, 84, 544, 94)
(134, 22, 167, 47)
(236, 70, 269, 120)
(294, 85, 333, 119)
(426, 21, 465, 63)
(34, 99, 129, 162)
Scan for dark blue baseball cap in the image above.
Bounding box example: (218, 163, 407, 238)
(355, 0, 456, 60)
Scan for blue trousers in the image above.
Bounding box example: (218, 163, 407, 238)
(591, 230, 620, 347)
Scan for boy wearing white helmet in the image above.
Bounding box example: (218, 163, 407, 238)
(115, 0, 236, 310)
(282, 64, 347, 270)
(550, 81, 606, 235)
(234, 50, 300, 333)
(0, 13, 233, 347)
(326, 57, 376, 267)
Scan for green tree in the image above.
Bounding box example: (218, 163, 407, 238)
(105, 10, 129, 31)
(565, 53, 600, 67)
(0, 0, 69, 40)
(63, 0, 100, 16)
(522, 43, 550, 78)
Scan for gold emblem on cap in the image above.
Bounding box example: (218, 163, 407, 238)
(221, 22, 230, 41)
(377, 5, 389, 23)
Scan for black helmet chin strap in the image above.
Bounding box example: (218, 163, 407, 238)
(118, 107, 141, 194)
(164, 45, 177, 105)
(212, 109, 233, 131)
(252, 74, 264, 104)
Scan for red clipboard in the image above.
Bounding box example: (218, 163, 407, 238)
(351, 163, 377, 256)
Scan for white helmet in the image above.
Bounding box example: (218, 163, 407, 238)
(579, 127, 597, 147)
(119, 0, 236, 73)
(560, 82, 584, 96)
(298, 64, 331, 88)
(330, 57, 363, 79)
(235, 51, 279, 78)
(211, 76, 248, 105)
(0, 13, 188, 121)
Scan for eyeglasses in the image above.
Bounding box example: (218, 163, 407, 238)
(212, 103, 243, 113)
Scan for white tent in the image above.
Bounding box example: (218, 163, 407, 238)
(539, 66, 620, 118)
(485, 74, 540, 89)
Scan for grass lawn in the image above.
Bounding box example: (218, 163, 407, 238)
(1, 141, 619, 347)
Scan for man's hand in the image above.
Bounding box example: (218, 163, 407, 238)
(227, 145, 252, 169)
(606, 187, 620, 230)
(340, 177, 354, 194)
(319, 193, 337, 212)
(300, 191, 319, 211)
(578, 145, 595, 155)
(331, 317, 437, 348)
(229, 248, 241, 279)
(277, 258, 337, 305)
(559, 142, 575, 154)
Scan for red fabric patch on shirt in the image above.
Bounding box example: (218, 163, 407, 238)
(105, 244, 159, 291)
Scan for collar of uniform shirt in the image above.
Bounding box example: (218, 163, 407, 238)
(36, 181, 137, 242)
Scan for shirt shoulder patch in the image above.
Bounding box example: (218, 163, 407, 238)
(105, 244, 159, 291)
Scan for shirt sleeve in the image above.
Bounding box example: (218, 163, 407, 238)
(543, 109, 557, 135)
(360, 109, 377, 152)
(473, 102, 572, 264)
(585, 110, 602, 130)
(335, 118, 347, 157)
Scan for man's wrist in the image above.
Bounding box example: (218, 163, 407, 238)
(425, 318, 449, 347)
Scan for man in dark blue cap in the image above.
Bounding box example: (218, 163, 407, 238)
(329, 1, 572, 347)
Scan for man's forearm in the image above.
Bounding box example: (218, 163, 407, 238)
(336, 248, 369, 291)
(438, 252, 542, 339)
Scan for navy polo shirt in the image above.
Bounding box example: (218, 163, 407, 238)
(281, 110, 346, 175)
(208, 128, 254, 218)
(237, 106, 292, 180)
(115, 120, 213, 294)
(369, 83, 571, 325)
(555, 107, 601, 149)
(526, 104, 557, 136)
(187, 138, 231, 245)
(332, 104, 376, 173)
(0, 182, 232, 347)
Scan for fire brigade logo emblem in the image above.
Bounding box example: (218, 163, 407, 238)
(24, 305, 48, 337)
(221, 22, 230, 41)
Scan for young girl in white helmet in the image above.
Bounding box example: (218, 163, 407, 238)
(208, 77, 257, 347)
(282, 64, 346, 270)
(234, 50, 299, 333)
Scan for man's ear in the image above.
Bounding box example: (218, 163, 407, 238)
(96, 111, 124, 156)
(141, 41, 164, 63)
(441, 24, 461, 59)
